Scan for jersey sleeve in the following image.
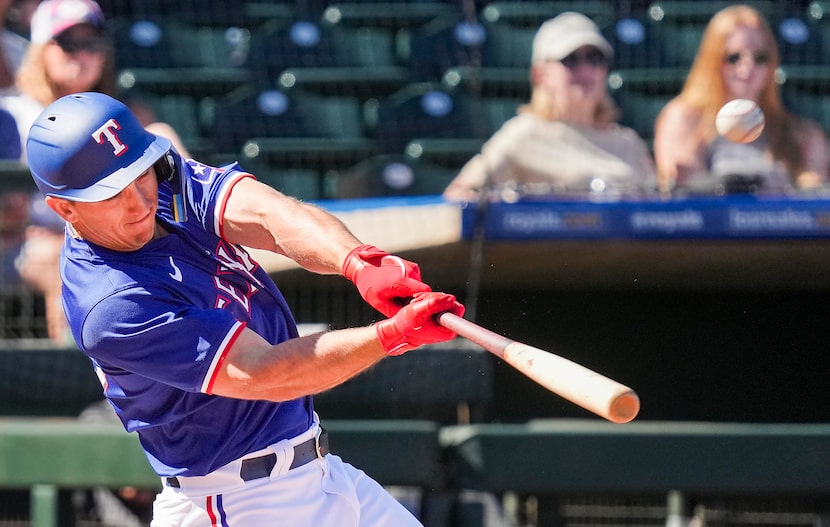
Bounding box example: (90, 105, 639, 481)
(80, 285, 244, 393)
(158, 159, 254, 238)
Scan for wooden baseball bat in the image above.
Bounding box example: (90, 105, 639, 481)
(437, 312, 640, 424)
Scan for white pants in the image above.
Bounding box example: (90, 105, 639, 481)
(151, 452, 422, 526)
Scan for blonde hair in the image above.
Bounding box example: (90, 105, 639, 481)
(677, 4, 802, 177)
(15, 41, 117, 107)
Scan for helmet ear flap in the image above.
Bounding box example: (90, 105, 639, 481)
(154, 151, 176, 183)
(154, 150, 187, 223)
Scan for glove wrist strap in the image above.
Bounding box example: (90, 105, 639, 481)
(375, 320, 412, 356)
(342, 244, 386, 282)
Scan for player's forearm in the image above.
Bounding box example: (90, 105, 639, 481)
(211, 326, 387, 402)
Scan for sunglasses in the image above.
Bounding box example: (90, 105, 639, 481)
(560, 49, 609, 69)
(54, 34, 108, 54)
(724, 50, 770, 66)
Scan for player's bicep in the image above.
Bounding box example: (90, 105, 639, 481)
(220, 177, 292, 251)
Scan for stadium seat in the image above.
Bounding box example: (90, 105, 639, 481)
(319, 1, 457, 31)
(212, 85, 369, 153)
(112, 18, 252, 97)
(371, 83, 521, 171)
(272, 16, 409, 101)
(478, 20, 535, 69)
(329, 154, 459, 198)
(441, 65, 530, 99)
(606, 13, 670, 69)
(213, 85, 377, 178)
(772, 2, 830, 65)
(101, 0, 260, 27)
(780, 65, 830, 134)
(126, 92, 210, 157)
(372, 82, 503, 155)
(248, 18, 399, 81)
(607, 68, 686, 144)
(645, 1, 779, 25)
(478, 1, 617, 29)
(402, 15, 488, 81)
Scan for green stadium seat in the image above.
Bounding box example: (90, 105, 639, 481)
(645, 0, 779, 24)
(607, 67, 686, 143)
(773, 3, 830, 66)
(0, 160, 34, 192)
(319, 1, 457, 31)
(329, 154, 458, 198)
(248, 18, 400, 82)
(441, 65, 530, 99)
(780, 65, 830, 134)
(479, 20, 535, 69)
(213, 84, 376, 179)
(127, 92, 206, 153)
(478, 1, 617, 29)
(402, 15, 488, 81)
(112, 18, 252, 97)
(276, 66, 409, 102)
(372, 82, 504, 155)
(213, 85, 368, 153)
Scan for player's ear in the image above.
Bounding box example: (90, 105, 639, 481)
(44, 196, 77, 222)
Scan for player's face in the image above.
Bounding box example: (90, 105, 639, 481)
(721, 25, 770, 101)
(44, 24, 108, 96)
(535, 45, 609, 120)
(52, 168, 161, 252)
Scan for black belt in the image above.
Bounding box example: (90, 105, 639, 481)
(166, 429, 329, 488)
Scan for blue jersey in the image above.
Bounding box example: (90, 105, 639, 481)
(60, 159, 313, 477)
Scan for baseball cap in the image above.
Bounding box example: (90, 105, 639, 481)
(27, 92, 171, 202)
(531, 12, 613, 64)
(30, 0, 106, 45)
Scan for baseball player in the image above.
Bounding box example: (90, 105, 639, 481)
(26, 92, 465, 526)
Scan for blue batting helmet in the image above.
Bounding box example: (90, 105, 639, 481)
(27, 92, 172, 202)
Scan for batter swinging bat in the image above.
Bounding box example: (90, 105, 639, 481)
(437, 312, 640, 424)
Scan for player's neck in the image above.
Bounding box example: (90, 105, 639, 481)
(152, 220, 169, 240)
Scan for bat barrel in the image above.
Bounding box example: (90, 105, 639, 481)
(438, 312, 640, 424)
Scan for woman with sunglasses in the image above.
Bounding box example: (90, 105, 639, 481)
(1, 0, 118, 161)
(3, 0, 190, 348)
(654, 4, 829, 196)
(443, 12, 657, 202)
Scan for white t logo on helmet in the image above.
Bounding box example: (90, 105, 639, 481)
(92, 118, 128, 157)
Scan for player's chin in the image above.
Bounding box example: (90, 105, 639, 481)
(124, 216, 158, 246)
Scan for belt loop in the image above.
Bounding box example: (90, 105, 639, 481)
(316, 427, 329, 457)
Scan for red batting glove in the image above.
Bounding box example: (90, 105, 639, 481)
(342, 244, 431, 317)
(376, 291, 465, 356)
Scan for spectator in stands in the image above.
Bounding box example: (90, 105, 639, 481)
(0, 0, 36, 94)
(653, 4, 829, 196)
(0, 106, 19, 158)
(2, 0, 116, 160)
(0, 100, 23, 312)
(443, 12, 657, 202)
(4, 0, 189, 344)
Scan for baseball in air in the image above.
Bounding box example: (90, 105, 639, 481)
(715, 98, 765, 143)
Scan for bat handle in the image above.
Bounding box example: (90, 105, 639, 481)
(437, 312, 512, 360)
